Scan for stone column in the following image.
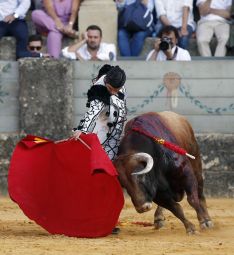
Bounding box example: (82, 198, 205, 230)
(79, 0, 118, 45)
(19, 58, 74, 140)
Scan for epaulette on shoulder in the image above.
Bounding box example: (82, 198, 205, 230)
(86, 85, 111, 107)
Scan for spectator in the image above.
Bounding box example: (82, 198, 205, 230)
(146, 25, 191, 61)
(27, 34, 50, 57)
(196, 0, 232, 57)
(0, 0, 42, 59)
(31, 0, 81, 58)
(116, 0, 155, 56)
(154, 0, 196, 50)
(62, 25, 117, 61)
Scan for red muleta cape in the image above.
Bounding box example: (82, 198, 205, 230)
(8, 134, 124, 238)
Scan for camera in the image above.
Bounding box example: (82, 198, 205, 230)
(159, 37, 173, 51)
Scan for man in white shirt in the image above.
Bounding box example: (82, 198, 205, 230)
(0, 0, 41, 59)
(196, 0, 232, 57)
(146, 25, 191, 61)
(154, 0, 196, 50)
(62, 25, 116, 61)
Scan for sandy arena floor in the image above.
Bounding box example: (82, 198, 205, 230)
(0, 196, 234, 255)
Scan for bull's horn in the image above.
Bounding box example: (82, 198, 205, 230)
(131, 153, 154, 175)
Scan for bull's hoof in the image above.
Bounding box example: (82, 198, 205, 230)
(187, 229, 199, 235)
(186, 223, 197, 235)
(154, 219, 165, 229)
(200, 220, 214, 229)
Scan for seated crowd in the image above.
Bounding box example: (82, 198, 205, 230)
(0, 0, 233, 61)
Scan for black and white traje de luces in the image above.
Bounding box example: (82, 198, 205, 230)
(77, 75, 127, 160)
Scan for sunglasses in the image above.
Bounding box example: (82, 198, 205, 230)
(29, 46, 42, 51)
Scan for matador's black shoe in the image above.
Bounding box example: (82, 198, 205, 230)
(111, 227, 120, 234)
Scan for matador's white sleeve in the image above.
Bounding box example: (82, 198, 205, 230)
(77, 99, 105, 133)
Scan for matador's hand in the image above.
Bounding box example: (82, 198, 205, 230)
(71, 130, 82, 140)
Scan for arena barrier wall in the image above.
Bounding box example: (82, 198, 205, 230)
(0, 60, 233, 196)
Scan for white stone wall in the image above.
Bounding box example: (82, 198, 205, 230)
(1, 60, 234, 134)
(1, 60, 234, 196)
(73, 61, 234, 134)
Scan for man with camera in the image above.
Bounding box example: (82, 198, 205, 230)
(146, 25, 191, 61)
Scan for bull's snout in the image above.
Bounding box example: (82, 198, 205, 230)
(135, 202, 153, 213)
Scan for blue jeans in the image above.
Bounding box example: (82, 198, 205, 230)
(154, 22, 163, 37)
(0, 19, 39, 59)
(178, 25, 194, 50)
(118, 28, 152, 56)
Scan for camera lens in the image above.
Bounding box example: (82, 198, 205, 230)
(159, 41, 169, 51)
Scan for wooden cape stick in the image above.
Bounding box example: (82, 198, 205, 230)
(55, 137, 91, 150)
(77, 137, 91, 150)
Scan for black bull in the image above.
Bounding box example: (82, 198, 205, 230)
(113, 111, 213, 234)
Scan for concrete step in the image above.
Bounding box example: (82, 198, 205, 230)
(1, 35, 234, 61)
(0, 37, 16, 60)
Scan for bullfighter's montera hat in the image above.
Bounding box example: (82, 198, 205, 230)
(105, 65, 126, 88)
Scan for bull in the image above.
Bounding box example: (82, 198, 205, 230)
(114, 111, 213, 234)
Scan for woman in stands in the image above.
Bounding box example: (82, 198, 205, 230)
(31, 0, 81, 58)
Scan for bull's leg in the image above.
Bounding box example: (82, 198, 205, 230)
(154, 206, 165, 229)
(197, 194, 213, 229)
(196, 179, 213, 229)
(157, 198, 196, 234)
(188, 163, 213, 229)
(184, 167, 213, 230)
